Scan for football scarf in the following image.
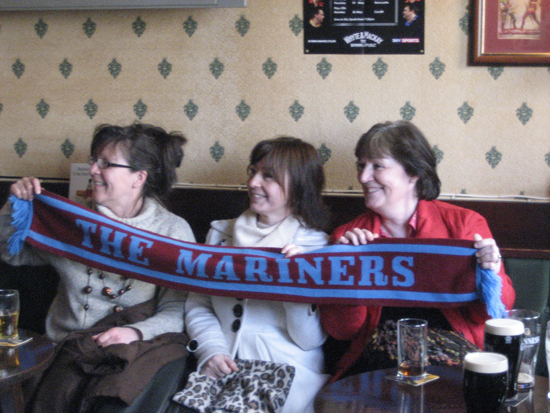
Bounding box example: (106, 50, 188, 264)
(8, 190, 505, 318)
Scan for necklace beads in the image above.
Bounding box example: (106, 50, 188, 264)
(83, 268, 134, 313)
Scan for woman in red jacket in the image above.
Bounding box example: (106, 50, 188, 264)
(321, 120, 515, 381)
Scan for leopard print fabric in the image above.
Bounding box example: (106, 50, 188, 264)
(173, 359, 295, 413)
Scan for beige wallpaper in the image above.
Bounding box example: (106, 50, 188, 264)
(1, 1, 550, 198)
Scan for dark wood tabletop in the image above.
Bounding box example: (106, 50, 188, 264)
(314, 365, 549, 413)
(0, 330, 55, 413)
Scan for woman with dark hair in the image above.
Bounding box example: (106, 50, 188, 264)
(90, 122, 185, 204)
(185, 137, 330, 413)
(0, 122, 195, 411)
(247, 136, 329, 232)
(355, 120, 441, 201)
(2, 122, 194, 344)
(321, 120, 515, 380)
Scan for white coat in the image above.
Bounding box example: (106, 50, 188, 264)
(185, 217, 331, 413)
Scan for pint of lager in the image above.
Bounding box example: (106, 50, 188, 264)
(484, 318, 524, 400)
(463, 352, 508, 413)
(0, 290, 19, 341)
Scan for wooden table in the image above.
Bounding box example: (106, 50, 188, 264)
(314, 366, 549, 413)
(0, 330, 55, 413)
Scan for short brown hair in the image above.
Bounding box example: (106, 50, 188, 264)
(355, 121, 440, 200)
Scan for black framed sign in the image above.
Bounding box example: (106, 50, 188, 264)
(304, 0, 424, 55)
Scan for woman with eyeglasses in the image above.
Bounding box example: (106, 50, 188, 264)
(1, 122, 195, 347)
(0, 122, 196, 411)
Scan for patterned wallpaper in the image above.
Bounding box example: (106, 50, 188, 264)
(0, 1, 549, 198)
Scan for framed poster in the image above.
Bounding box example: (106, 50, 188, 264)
(470, 0, 550, 65)
(304, 0, 424, 55)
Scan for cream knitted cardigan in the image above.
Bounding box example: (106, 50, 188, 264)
(0, 197, 195, 343)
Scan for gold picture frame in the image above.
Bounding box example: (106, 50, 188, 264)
(470, 0, 550, 65)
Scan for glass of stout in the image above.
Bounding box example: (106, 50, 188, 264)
(484, 318, 524, 401)
(463, 352, 508, 413)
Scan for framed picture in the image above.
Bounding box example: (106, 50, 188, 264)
(470, 0, 550, 65)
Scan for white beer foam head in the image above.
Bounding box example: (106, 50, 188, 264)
(464, 352, 508, 374)
(485, 318, 524, 336)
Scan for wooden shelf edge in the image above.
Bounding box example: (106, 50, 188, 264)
(500, 248, 550, 260)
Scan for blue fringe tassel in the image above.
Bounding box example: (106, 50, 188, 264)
(8, 195, 33, 256)
(476, 265, 506, 319)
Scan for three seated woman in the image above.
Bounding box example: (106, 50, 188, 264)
(0, 120, 514, 412)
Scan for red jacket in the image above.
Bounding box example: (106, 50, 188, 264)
(321, 200, 515, 381)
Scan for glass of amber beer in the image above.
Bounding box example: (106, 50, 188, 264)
(397, 318, 428, 380)
(0, 290, 19, 341)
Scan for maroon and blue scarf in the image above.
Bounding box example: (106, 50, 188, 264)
(8, 190, 505, 318)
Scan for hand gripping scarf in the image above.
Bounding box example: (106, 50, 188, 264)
(8, 190, 505, 318)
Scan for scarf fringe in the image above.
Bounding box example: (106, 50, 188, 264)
(476, 265, 506, 319)
(8, 195, 33, 256)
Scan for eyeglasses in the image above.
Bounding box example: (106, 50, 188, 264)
(87, 156, 134, 170)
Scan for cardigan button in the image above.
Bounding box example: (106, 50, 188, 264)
(231, 319, 241, 332)
(188, 339, 198, 351)
(233, 304, 243, 318)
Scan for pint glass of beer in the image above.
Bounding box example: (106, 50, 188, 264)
(463, 352, 508, 413)
(397, 318, 428, 380)
(506, 309, 541, 390)
(484, 318, 524, 400)
(0, 290, 19, 341)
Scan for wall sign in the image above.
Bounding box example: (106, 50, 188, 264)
(304, 0, 424, 55)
